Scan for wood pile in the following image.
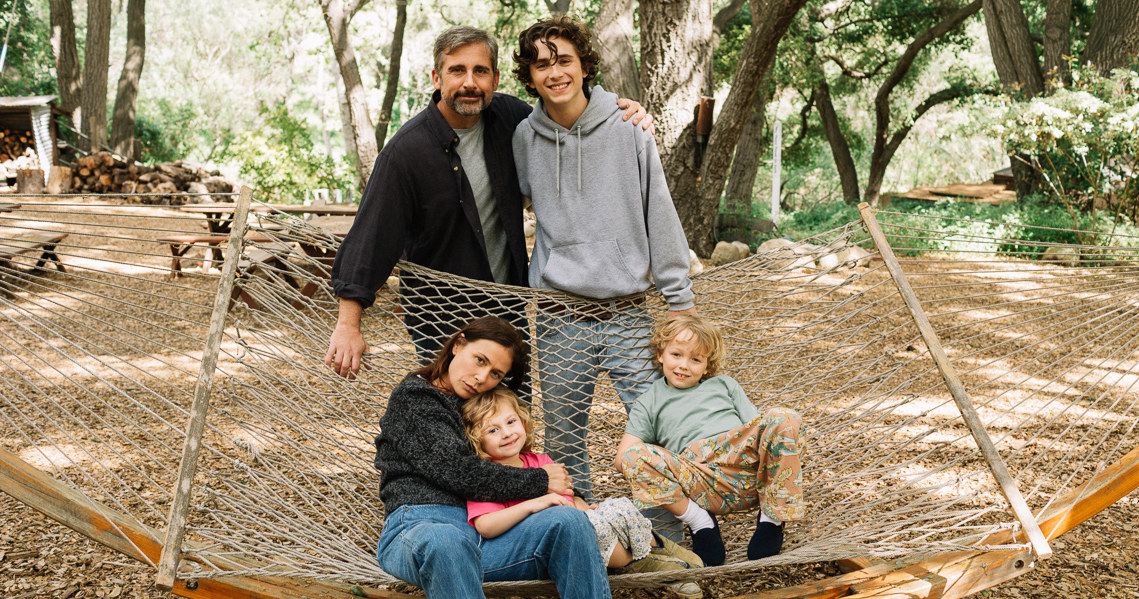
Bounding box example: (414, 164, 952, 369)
(69, 151, 235, 204)
(0, 127, 35, 163)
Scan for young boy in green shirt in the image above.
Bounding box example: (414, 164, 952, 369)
(615, 314, 806, 565)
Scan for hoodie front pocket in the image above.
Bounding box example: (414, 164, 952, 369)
(541, 240, 642, 298)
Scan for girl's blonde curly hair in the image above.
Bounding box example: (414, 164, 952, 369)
(460, 387, 535, 459)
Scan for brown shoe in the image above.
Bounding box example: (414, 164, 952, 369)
(610, 551, 688, 575)
(651, 532, 704, 569)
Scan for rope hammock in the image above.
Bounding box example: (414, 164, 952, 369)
(1, 191, 1138, 596)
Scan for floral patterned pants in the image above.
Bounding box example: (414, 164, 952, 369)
(616, 407, 806, 522)
(584, 497, 655, 563)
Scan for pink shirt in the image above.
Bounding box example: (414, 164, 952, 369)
(466, 452, 572, 525)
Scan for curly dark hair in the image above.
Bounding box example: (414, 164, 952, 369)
(512, 15, 601, 98)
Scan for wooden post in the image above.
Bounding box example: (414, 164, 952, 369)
(771, 121, 782, 227)
(156, 186, 254, 590)
(857, 203, 1052, 560)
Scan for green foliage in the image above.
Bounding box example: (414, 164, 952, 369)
(134, 100, 201, 164)
(0, 0, 56, 96)
(713, 4, 752, 87)
(772, 200, 861, 241)
(994, 66, 1139, 229)
(218, 102, 357, 204)
(771, 196, 1139, 263)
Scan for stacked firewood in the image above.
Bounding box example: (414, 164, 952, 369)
(0, 127, 35, 162)
(70, 151, 235, 204)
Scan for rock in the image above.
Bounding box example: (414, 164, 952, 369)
(731, 241, 751, 259)
(386, 275, 400, 293)
(711, 241, 741, 266)
(758, 238, 796, 253)
(1042, 246, 1080, 267)
(688, 249, 704, 275)
(817, 252, 840, 270)
(837, 245, 873, 268)
(204, 175, 234, 194)
(756, 238, 818, 270)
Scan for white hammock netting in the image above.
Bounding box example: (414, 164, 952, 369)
(1, 194, 1137, 592)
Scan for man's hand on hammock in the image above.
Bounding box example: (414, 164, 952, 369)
(326, 299, 369, 379)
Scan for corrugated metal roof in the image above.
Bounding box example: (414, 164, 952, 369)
(0, 96, 58, 109)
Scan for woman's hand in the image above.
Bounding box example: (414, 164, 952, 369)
(472, 492, 573, 538)
(524, 493, 575, 513)
(541, 462, 574, 496)
(573, 496, 595, 511)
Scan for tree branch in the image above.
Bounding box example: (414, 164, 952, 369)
(823, 54, 890, 79)
(873, 0, 982, 163)
(714, 0, 749, 32)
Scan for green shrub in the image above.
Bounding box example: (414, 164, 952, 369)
(774, 196, 1139, 263)
(135, 100, 199, 164)
(993, 66, 1139, 224)
(218, 102, 357, 204)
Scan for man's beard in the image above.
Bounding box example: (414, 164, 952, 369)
(445, 89, 490, 116)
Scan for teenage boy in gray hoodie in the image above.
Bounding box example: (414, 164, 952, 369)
(511, 15, 696, 502)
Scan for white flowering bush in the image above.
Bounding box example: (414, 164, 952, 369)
(994, 67, 1139, 222)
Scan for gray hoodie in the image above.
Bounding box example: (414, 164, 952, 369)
(513, 85, 695, 310)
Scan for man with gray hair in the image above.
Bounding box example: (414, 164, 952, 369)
(327, 25, 648, 375)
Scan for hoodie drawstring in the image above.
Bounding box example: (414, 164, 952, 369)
(554, 127, 583, 198)
(576, 127, 582, 193)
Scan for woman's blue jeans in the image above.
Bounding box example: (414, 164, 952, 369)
(377, 504, 610, 599)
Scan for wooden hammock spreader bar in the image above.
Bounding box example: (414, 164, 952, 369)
(857, 202, 1052, 560)
(0, 446, 414, 599)
(982, 443, 1139, 545)
(738, 441, 1139, 599)
(157, 186, 252, 590)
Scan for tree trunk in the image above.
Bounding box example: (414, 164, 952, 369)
(639, 0, 715, 168)
(48, 0, 81, 129)
(596, 0, 640, 100)
(813, 77, 860, 204)
(111, 0, 146, 158)
(1084, 0, 1139, 74)
(865, 86, 970, 205)
(334, 63, 357, 159)
(982, 0, 1044, 196)
(982, 0, 1044, 97)
(81, 0, 112, 152)
(1042, 0, 1071, 83)
(375, 0, 407, 150)
(723, 91, 768, 215)
(671, 0, 808, 255)
(321, 0, 378, 191)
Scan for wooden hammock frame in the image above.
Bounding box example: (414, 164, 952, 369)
(2, 442, 1136, 599)
(2, 195, 1137, 598)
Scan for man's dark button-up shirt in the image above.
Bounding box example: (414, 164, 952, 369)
(332, 90, 532, 308)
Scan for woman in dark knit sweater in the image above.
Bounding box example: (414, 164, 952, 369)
(374, 316, 610, 598)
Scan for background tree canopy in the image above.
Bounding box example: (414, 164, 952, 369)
(0, 0, 1136, 253)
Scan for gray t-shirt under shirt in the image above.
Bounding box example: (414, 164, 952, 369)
(454, 118, 510, 284)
